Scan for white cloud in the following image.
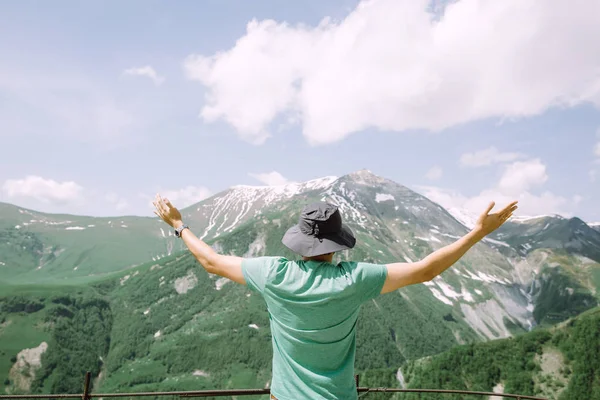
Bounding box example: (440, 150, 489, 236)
(594, 141, 600, 157)
(497, 159, 547, 195)
(249, 171, 293, 186)
(184, 0, 600, 146)
(459, 147, 524, 167)
(418, 158, 572, 218)
(157, 186, 212, 209)
(2, 176, 84, 205)
(418, 185, 468, 210)
(123, 66, 165, 86)
(425, 166, 443, 180)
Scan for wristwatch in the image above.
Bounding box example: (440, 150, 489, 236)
(174, 224, 189, 238)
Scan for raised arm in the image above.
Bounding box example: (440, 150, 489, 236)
(381, 200, 518, 294)
(153, 195, 245, 285)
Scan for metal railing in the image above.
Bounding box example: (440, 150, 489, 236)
(0, 372, 549, 400)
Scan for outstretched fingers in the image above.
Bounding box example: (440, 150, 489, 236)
(153, 195, 168, 217)
(499, 202, 518, 223)
(498, 201, 518, 217)
(483, 201, 496, 216)
(164, 198, 175, 210)
(155, 194, 169, 214)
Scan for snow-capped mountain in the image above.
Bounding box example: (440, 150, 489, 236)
(2, 170, 599, 342)
(443, 207, 480, 229)
(182, 176, 338, 240)
(183, 169, 599, 341)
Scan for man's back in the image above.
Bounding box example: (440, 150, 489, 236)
(154, 196, 517, 398)
(242, 257, 387, 400)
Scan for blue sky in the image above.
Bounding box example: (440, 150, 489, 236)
(1, 0, 599, 222)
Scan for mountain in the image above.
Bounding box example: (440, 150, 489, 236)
(1, 169, 599, 396)
(0, 177, 339, 285)
(440, 206, 480, 229)
(398, 306, 600, 399)
(177, 169, 600, 334)
(180, 176, 339, 241)
(0, 202, 179, 284)
(589, 222, 600, 233)
(493, 215, 600, 261)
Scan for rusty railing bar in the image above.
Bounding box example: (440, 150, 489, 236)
(0, 388, 549, 399)
(82, 372, 91, 400)
(354, 387, 546, 399)
(0, 371, 549, 400)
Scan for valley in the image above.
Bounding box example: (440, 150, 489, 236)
(1, 170, 599, 399)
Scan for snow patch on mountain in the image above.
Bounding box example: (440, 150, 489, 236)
(415, 235, 442, 243)
(428, 287, 453, 305)
(424, 278, 476, 304)
(511, 214, 564, 223)
(375, 193, 394, 203)
(440, 232, 461, 239)
(483, 238, 511, 247)
(323, 187, 368, 228)
(199, 176, 338, 239)
(446, 207, 479, 229)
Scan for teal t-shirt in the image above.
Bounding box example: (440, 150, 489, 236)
(241, 257, 388, 400)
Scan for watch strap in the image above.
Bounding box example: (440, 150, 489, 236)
(174, 224, 189, 238)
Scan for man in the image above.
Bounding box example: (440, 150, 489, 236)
(153, 195, 517, 400)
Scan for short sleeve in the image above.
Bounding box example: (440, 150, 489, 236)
(241, 257, 280, 294)
(346, 262, 388, 303)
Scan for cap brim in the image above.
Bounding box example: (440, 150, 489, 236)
(282, 223, 356, 257)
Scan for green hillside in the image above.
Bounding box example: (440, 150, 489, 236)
(3, 256, 599, 399)
(398, 306, 600, 399)
(0, 245, 478, 397)
(2, 170, 600, 398)
(0, 202, 179, 285)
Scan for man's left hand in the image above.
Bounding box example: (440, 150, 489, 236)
(153, 194, 183, 228)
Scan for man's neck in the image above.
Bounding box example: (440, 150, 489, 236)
(303, 253, 334, 263)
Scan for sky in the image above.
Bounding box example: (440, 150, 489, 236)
(1, 0, 600, 222)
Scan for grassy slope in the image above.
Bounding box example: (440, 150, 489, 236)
(0, 241, 478, 398)
(391, 307, 600, 400)
(1, 196, 599, 398)
(0, 202, 179, 285)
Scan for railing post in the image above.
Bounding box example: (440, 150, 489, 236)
(355, 374, 359, 388)
(82, 371, 91, 400)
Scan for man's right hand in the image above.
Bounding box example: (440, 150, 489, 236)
(472, 200, 518, 237)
